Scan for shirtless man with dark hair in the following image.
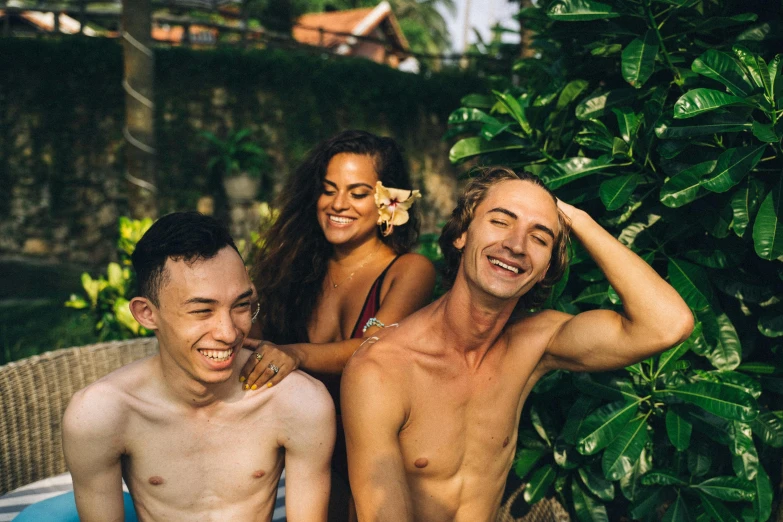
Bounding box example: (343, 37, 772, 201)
(63, 211, 335, 522)
(341, 168, 694, 521)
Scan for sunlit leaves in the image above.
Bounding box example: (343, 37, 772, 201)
(576, 400, 640, 455)
(524, 464, 557, 504)
(701, 145, 766, 193)
(693, 476, 756, 502)
(658, 381, 757, 421)
(602, 414, 649, 480)
(691, 49, 754, 97)
(600, 174, 640, 210)
(660, 161, 714, 207)
(540, 155, 613, 190)
(547, 0, 621, 21)
(673, 88, 748, 118)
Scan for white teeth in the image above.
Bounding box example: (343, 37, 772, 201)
(490, 258, 519, 274)
(199, 348, 233, 362)
(330, 216, 354, 224)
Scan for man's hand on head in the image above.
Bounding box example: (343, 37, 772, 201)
(240, 338, 300, 390)
(556, 197, 578, 224)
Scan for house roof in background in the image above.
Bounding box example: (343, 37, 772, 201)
(293, 1, 409, 54)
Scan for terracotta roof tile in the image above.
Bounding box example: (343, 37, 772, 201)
(293, 8, 375, 48)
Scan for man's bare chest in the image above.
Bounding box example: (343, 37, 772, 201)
(121, 406, 283, 507)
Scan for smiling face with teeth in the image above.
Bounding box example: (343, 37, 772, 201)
(317, 152, 382, 251)
(137, 247, 255, 386)
(453, 179, 560, 305)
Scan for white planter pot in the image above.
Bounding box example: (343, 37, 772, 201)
(223, 173, 261, 202)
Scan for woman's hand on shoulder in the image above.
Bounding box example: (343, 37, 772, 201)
(239, 338, 302, 390)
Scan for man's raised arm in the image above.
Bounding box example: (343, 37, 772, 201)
(62, 385, 126, 522)
(342, 351, 413, 522)
(540, 199, 694, 373)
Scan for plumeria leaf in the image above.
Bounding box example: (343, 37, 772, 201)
(666, 409, 692, 451)
(579, 465, 615, 502)
(731, 177, 766, 237)
(750, 411, 783, 447)
(691, 49, 754, 97)
(660, 161, 715, 208)
(701, 145, 766, 194)
(541, 155, 614, 190)
(602, 414, 649, 480)
(753, 178, 783, 260)
(658, 381, 757, 421)
(523, 464, 556, 504)
(752, 464, 773, 521)
(513, 448, 547, 479)
(622, 30, 659, 88)
(572, 477, 610, 522)
(693, 476, 755, 502)
(673, 88, 749, 119)
(662, 491, 693, 522)
(576, 399, 640, 455)
(547, 0, 622, 21)
(600, 174, 640, 211)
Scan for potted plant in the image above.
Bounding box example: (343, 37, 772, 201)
(200, 128, 270, 202)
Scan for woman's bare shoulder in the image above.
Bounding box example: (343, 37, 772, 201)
(387, 252, 436, 281)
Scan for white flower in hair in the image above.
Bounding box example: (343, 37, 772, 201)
(374, 182, 421, 237)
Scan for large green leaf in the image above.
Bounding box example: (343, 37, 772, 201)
(576, 89, 637, 120)
(699, 310, 742, 371)
(572, 283, 609, 305)
(547, 0, 621, 21)
(752, 121, 780, 143)
(660, 161, 714, 208)
(666, 409, 692, 451)
(617, 214, 661, 247)
(612, 107, 642, 143)
(620, 447, 651, 501)
(562, 396, 600, 445)
(630, 486, 665, 520)
(540, 155, 613, 190)
(576, 399, 640, 455)
(662, 491, 693, 522)
(600, 174, 640, 211)
(701, 145, 766, 193)
(693, 476, 755, 502)
(704, 371, 762, 399)
(750, 411, 783, 447)
(493, 90, 532, 136)
(658, 381, 757, 421)
(673, 88, 748, 119)
(448, 107, 501, 126)
(557, 79, 590, 110)
(752, 464, 773, 521)
(641, 470, 688, 487)
(449, 137, 527, 163)
(523, 464, 557, 504)
(572, 373, 639, 403)
(655, 114, 751, 138)
(667, 258, 713, 312)
(770, 54, 783, 108)
(758, 309, 783, 337)
(687, 438, 713, 476)
(730, 421, 759, 481)
(602, 414, 649, 480)
(698, 492, 735, 522)
(514, 448, 547, 479)
(731, 177, 766, 237)
(753, 178, 783, 260)
(571, 476, 609, 522)
(578, 466, 615, 502)
(733, 45, 771, 96)
(622, 30, 659, 89)
(691, 49, 754, 97)
(460, 93, 495, 109)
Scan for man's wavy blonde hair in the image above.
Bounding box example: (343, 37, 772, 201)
(438, 166, 571, 311)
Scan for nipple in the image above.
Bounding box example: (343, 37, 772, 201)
(502, 436, 510, 448)
(148, 476, 164, 486)
(414, 458, 429, 469)
(252, 470, 266, 479)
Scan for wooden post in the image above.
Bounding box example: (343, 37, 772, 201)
(53, 11, 60, 34)
(78, 0, 86, 34)
(182, 22, 190, 47)
(121, 0, 158, 218)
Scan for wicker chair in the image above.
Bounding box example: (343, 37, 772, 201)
(0, 338, 159, 495)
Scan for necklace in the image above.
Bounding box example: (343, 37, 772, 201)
(329, 244, 381, 288)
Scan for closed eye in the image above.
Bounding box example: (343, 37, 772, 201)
(351, 193, 372, 199)
(490, 219, 508, 227)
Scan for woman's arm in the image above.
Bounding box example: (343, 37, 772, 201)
(240, 253, 435, 389)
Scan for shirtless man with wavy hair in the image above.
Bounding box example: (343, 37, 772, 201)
(342, 167, 694, 521)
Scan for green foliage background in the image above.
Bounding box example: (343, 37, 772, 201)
(447, 0, 783, 520)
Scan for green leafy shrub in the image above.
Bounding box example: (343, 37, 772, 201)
(447, 1, 783, 520)
(65, 217, 153, 340)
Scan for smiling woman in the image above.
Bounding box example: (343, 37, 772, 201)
(244, 130, 436, 521)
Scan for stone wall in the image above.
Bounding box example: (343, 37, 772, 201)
(0, 38, 483, 266)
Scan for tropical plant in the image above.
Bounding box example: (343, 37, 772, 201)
(200, 128, 270, 180)
(447, 1, 783, 520)
(65, 217, 154, 340)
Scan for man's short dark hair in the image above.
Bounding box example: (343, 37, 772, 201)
(439, 167, 571, 311)
(131, 212, 239, 306)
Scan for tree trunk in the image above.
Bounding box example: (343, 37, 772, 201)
(122, 0, 158, 219)
(518, 0, 535, 60)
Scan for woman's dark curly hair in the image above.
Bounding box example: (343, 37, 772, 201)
(251, 130, 420, 344)
(438, 166, 571, 312)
